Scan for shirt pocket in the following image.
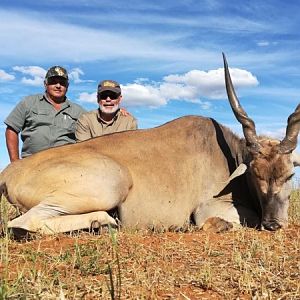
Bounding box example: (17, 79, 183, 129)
(28, 108, 53, 127)
(61, 112, 77, 132)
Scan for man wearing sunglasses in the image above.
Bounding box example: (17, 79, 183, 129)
(75, 80, 137, 142)
(4, 66, 86, 162)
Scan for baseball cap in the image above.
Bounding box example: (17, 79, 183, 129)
(45, 66, 68, 80)
(98, 80, 121, 94)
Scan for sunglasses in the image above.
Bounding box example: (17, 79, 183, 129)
(99, 92, 120, 100)
(47, 77, 68, 87)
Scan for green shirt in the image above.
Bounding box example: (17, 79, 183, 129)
(75, 109, 138, 142)
(5, 93, 86, 157)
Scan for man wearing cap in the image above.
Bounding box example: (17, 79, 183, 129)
(75, 80, 137, 142)
(5, 66, 86, 162)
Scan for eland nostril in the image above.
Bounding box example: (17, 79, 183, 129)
(263, 221, 282, 231)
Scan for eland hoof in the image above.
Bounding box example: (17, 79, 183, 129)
(202, 217, 233, 233)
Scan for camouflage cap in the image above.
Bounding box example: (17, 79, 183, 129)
(45, 66, 68, 80)
(98, 80, 121, 94)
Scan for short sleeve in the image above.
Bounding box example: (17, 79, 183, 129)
(131, 118, 138, 130)
(4, 99, 28, 133)
(70, 103, 86, 119)
(75, 114, 93, 142)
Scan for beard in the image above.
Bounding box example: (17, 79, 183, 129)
(99, 103, 119, 114)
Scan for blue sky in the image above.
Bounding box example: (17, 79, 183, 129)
(1, 0, 300, 171)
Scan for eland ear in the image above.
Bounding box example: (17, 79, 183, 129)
(227, 163, 248, 181)
(215, 163, 248, 196)
(292, 151, 300, 167)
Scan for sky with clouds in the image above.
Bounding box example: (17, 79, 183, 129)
(1, 0, 300, 171)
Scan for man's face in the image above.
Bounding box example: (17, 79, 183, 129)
(98, 91, 122, 114)
(45, 76, 69, 100)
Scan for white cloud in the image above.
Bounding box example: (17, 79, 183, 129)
(164, 67, 258, 99)
(200, 101, 212, 110)
(257, 40, 279, 47)
(13, 66, 46, 86)
(260, 127, 286, 140)
(134, 78, 151, 84)
(69, 68, 94, 83)
(225, 68, 259, 86)
(0, 8, 291, 77)
(12, 65, 93, 86)
(0, 70, 15, 81)
(122, 83, 167, 107)
(78, 91, 97, 103)
(159, 82, 199, 102)
(257, 41, 270, 47)
(0, 9, 218, 66)
(78, 67, 258, 108)
(69, 68, 84, 83)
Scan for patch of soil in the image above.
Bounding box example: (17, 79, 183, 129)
(1, 225, 300, 299)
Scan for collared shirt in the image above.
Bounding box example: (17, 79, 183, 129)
(75, 109, 138, 142)
(5, 93, 86, 157)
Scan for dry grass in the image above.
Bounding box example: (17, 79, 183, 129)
(0, 190, 299, 299)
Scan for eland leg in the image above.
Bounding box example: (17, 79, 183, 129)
(193, 198, 260, 232)
(8, 203, 117, 235)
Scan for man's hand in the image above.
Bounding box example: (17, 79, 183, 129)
(120, 108, 131, 117)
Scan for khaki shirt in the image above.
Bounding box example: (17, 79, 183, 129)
(5, 93, 86, 157)
(75, 109, 138, 142)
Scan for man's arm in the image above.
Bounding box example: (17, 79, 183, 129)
(130, 118, 138, 130)
(75, 115, 93, 142)
(5, 126, 20, 162)
(5, 97, 28, 161)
